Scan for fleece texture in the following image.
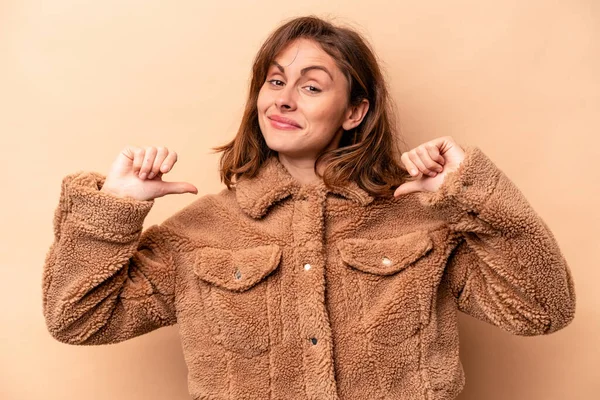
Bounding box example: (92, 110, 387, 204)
(42, 145, 576, 400)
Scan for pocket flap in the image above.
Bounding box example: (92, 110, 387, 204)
(337, 230, 433, 275)
(193, 244, 282, 292)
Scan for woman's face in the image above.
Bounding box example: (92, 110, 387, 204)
(257, 38, 353, 160)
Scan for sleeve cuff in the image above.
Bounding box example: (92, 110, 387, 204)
(416, 145, 502, 227)
(60, 171, 155, 232)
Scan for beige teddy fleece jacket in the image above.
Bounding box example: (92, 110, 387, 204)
(42, 145, 576, 400)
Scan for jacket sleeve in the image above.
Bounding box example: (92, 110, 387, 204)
(416, 145, 576, 336)
(42, 171, 179, 345)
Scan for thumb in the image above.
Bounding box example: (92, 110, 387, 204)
(394, 180, 422, 197)
(159, 181, 199, 196)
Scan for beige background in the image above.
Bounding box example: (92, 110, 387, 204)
(1, 1, 598, 399)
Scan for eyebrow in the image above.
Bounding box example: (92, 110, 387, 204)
(271, 61, 334, 81)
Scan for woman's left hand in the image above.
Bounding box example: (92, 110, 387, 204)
(394, 136, 465, 197)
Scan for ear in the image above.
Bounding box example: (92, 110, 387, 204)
(342, 99, 369, 131)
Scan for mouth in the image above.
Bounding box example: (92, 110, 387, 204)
(268, 115, 302, 130)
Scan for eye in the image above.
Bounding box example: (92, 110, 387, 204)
(304, 85, 321, 93)
(267, 79, 285, 87)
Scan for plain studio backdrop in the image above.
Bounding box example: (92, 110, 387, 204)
(1, 1, 598, 399)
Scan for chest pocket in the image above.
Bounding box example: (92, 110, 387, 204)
(336, 230, 435, 346)
(193, 244, 282, 357)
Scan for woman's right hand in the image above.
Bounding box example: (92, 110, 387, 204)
(100, 146, 198, 201)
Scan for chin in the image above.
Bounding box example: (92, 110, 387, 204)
(263, 135, 294, 153)
(261, 123, 297, 149)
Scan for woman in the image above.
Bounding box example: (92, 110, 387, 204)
(42, 15, 576, 400)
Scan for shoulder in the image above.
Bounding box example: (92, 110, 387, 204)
(155, 187, 248, 250)
(362, 192, 448, 231)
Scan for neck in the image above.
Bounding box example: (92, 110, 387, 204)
(275, 128, 345, 185)
(277, 153, 326, 186)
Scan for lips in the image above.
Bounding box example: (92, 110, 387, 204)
(268, 115, 302, 129)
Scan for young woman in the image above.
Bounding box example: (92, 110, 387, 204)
(42, 15, 576, 400)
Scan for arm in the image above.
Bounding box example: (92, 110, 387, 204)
(42, 171, 178, 345)
(417, 146, 576, 335)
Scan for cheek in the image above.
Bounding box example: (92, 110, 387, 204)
(256, 88, 272, 134)
(256, 87, 272, 112)
(306, 100, 345, 130)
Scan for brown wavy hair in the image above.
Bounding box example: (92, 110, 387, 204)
(212, 15, 411, 198)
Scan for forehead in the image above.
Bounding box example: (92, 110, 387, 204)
(272, 38, 338, 70)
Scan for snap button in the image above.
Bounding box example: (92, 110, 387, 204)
(304, 263, 312, 271)
(382, 257, 392, 266)
(233, 269, 242, 280)
(310, 337, 318, 345)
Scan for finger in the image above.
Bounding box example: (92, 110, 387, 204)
(139, 147, 157, 179)
(132, 147, 145, 175)
(408, 151, 436, 177)
(160, 150, 178, 174)
(416, 146, 442, 175)
(424, 144, 445, 171)
(157, 181, 198, 197)
(401, 152, 420, 176)
(394, 180, 420, 197)
(148, 146, 169, 179)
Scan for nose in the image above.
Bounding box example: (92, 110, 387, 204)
(275, 85, 297, 111)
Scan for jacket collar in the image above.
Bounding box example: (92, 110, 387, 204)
(235, 155, 374, 219)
